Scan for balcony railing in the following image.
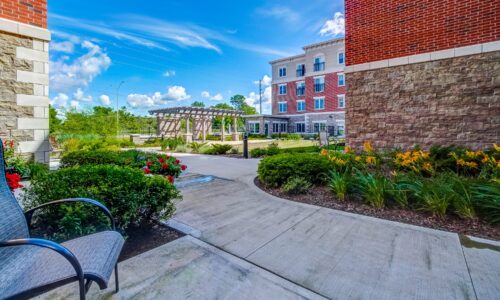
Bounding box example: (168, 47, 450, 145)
(296, 68, 305, 77)
(314, 62, 325, 72)
(296, 87, 305, 96)
(314, 83, 325, 93)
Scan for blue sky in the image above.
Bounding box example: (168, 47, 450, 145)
(48, 0, 345, 115)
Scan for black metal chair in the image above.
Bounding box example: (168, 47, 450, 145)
(0, 140, 124, 300)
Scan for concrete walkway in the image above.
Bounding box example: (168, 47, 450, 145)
(168, 154, 500, 300)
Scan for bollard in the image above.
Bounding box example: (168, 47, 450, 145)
(243, 132, 249, 159)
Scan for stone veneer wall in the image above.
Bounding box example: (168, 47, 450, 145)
(346, 51, 500, 150)
(0, 18, 51, 163)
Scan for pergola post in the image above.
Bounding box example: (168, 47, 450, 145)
(184, 116, 193, 143)
(221, 117, 225, 142)
(202, 117, 207, 142)
(232, 116, 239, 141)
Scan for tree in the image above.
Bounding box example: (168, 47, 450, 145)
(48, 105, 62, 134)
(230, 94, 257, 115)
(191, 101, 205, 107)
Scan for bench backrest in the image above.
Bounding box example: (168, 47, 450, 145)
(0, 140, 29, 241)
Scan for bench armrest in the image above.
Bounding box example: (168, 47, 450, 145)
(25, 198, 116, 231)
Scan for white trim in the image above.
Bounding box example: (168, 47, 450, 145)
(0, 17, 51, 41)
(337, 94, 345, 109)
(345, 40, 500, 73)
(337, 73, 345, 86)
(274, 111, 345, 117)
(314, 97, 325, 110)
(278, 83, 287, 95)
(278, 66, 287, 78)
(313, 75, 325, 80)
(296, 100, 306, 112)
(337, 51, 345, 65)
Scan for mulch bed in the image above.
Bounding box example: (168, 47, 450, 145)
(255, 178, 500, 241)
(119, 223, 184, 261)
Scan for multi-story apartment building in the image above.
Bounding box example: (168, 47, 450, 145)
(245, 38, 346, 136)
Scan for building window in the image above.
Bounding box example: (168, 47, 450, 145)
(296, 82, 305, 96)
(280, 123, 287, 132)
(296, 123, 305, 133)
(313, 122, 326, 132)
(338, 73, 345, 86)
(338, 94, 345, 108)
(338, 52, 345, 64)
(314, 77, 325, 93)
(337, 125, 345, 136)
(279, 102, 287, 113)
(279, 67, 287, 77)
(272, 123, 279, 133)
(314, 97, 325, 110)
(297, 100, 306, 112)
(296, 64, 305, 77)
(279, 84, 287, 95)
(249, 122, 260, 134)
(314, 57, 325, 72)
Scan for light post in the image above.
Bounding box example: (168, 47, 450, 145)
(116, 81, 125, 137)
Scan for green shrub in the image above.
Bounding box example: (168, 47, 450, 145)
(266, 142, 280, 156)
(203, 144, 233, 155)
(230, 147, 239, 154)
(60, 150, 123, 168)
(250, 148, 267, 158)
(286, 134, 301, 140)
(281, 145, 321, 154)
(387, 174, 412, 208)
(355, 172, 391, 208)
(281, 177, 312, 195)
(26, 162, 49, 180)
(248, 134, 267, 140)
(329, 170, 350, 201)
(471, 183, 500, 224)
(449, 175, 476, 219)
(23, 165, 181, 241)
(161, 137, 185, 151)
(189, 142, 207, 153)
(407, 176, 454, 218)
(258, 153, 331, 187)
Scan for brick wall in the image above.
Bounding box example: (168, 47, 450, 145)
(345, 0, 500, 65)
(346, 51, 500, 150)
(0, 0, 47, 28)
(272, 72, 346, 115)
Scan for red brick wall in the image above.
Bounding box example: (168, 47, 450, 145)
(0, 0, 47, 28)
(272, 72, 346, 115)
(345, 0, 500, 65)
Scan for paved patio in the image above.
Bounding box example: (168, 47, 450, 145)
(40, 154, 500, 299)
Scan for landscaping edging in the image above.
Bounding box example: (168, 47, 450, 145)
(254, 177, 500, 241)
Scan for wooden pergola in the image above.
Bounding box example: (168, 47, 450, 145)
(149, 107, 243, 142)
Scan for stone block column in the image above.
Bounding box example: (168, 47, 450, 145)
(0, 16, 51, 163)
(232, 117, 239, 141)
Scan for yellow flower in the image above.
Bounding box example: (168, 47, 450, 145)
(344, 146, 352, 154)
(494, 144, 500, 152)
(457, 159, 466, 166)
(465, 161, 478, 168)
(423, 162, 433, 172)
(366, 156, 376, 165)
(320, 149, 328, 156)
(355, 156, 362, 162)
(363, 141, 374, 153)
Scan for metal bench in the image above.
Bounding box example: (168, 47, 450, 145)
(0, 140, 124, 300)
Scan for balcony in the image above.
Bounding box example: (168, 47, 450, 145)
(296, 68, 305, 77)
(314, 62, 325, 72)
(296, 86, 305, 96)
(314, 83, 325, 93)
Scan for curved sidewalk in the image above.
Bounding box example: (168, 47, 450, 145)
(169, 154, 500, 300)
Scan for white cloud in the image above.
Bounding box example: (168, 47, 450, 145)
(127, 86, 191, 109)
(164, 86, 191, 101)
(254, 75, 272, 86)
(50, 93, 69, 108)
(50, 41, 75, 53)
(257, 6, 300, 24)
(163, 70, 176, 77)
(73, 88, 93, 102)
(50, 40, 111, 92)
(201, 91, 223, 101)
(245, 86, 272, 114)
(319, 12, 345, 37)
(70, 100, 80, 109)
(99, 94, 111, 106)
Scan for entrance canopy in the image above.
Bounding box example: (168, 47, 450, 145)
(149, 107, 243, 142)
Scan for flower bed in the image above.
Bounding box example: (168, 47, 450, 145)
(256, 143, 500, 239)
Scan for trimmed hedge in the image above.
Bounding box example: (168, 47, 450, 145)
(258, 153, 332, 187)
(60, 149, 165, 169)
(23, 165, 181, 241)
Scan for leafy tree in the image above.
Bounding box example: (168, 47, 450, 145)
(191, 101, 205, 107)
(230, 94, 257, 115)
(48, 105, 62, 134)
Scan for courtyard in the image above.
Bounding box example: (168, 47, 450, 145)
(38, 154, 500, 300)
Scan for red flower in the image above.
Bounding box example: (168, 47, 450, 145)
(144, 168, 151, 174)
(167, 175, 174, 184)
(158, 158, 165, 163)
(146, 161, 153, 167)
(175, 159, 180, 165)
(162, 163, 169, 169)
(6, 172, 23, 191)
(166, 156, 171, 159)
(181, 165, 187, 171)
